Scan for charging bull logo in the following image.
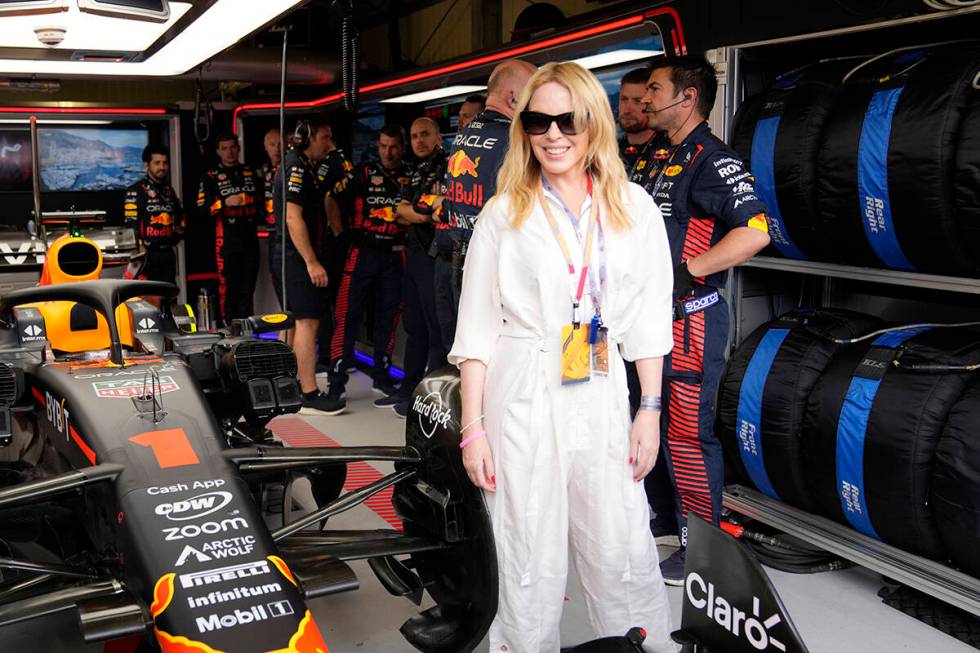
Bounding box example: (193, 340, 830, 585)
(447, 150, 480, 178)
(150, 212, 174, 226)
(368, 207, 396, 223)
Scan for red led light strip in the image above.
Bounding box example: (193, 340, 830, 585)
(233, 8, 687, 130)
(0, 106, 166, 115)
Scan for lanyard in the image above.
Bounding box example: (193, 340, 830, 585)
(538, 178, 601, 326)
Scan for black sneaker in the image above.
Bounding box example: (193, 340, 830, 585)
(392, 398, 409, 419)
(659, 547, 686, 586)
(373, 393, 405, 408)
(299, 390, 346, 416)
(372, 378, 400, 397)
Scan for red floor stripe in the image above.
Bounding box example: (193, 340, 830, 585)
(269, 417, 404, 531)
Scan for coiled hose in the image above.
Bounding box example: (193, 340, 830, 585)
(342, 13, 359, 113)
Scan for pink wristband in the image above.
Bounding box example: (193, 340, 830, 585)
(459, 431, 487, 449)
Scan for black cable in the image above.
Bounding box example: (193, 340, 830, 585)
(341, 13, 359, 114)
(277, 26, 289, 310)
(739, 527, 853, 574)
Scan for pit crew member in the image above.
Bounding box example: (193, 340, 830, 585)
(123, 144, 184, 286)
(435, 59, 535, 351)
(196, 132, 263, 323)
(376, 117, 448, 417)
(326, 125, 411, 408)
(271, 119, 343, 415)
(640, 55, 771, 584)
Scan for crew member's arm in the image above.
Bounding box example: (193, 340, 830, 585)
(286, 202, 327, 287)
(325, 195, 343, 237)
(685, 227, 770, 278)
(199, 173, 223, 217)
(684, 156, 772, 281)
(322, 157, 354, 237)
(396, 198, 440, 225)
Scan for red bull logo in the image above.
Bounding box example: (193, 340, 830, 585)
(444, 180, 484, 208)
(150, 212, 174, 226)
(367, 206, 396, 223)
(447, 150, 480, 178)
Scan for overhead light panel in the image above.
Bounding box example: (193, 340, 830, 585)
(570, 49, 663, 70)
(381, 85, 488, 105)
(77, 0, 170, 22)
(0, 0, 67, 15)
(0, 0, 303, 76)
(0, 1, 190, 52)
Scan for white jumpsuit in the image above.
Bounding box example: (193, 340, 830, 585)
(448, 182, 678, 653)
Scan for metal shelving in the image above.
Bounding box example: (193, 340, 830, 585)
(741, 256, 980, 296)
(723, 484, 980, 618)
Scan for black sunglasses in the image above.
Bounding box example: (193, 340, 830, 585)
(519, 111, 578, 136)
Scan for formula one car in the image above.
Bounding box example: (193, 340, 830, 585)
(0, 234, 496, 652)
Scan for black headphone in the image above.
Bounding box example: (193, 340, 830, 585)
(292, 120, 312, 148)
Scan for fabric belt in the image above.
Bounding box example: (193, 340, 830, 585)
(672, 286, 721, 322)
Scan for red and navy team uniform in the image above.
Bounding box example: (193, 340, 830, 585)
(123, 176, 184, 284)
(260, 161, 278, 230)
(270, 147, 328, 320)
(637, 121, 770, 545)
(399, 147, 448, 399)
(196, 164, 262, 324)
(315, 148, 355, 364)
(435, 110, 511, 351)
(328, 161, 410, 393)
(619, 132, 670, 184)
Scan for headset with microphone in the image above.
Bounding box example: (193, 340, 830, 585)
(291, 120, 312, 148)
(645, 91, 693, 114)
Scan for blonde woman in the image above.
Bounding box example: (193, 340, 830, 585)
(448, 62, 677, 652)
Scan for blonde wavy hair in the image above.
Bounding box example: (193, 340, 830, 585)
(496, 61, 631, 230)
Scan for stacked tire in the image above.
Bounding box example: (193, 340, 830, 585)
(933, 380, 980, 577)
(733, 44, 980, 276)
(802, 326, 980, 559)
(817, 44, 980, 275)
(720, 313, 980, 565)
(717, 308, 882, 510)
(731, 61, 856, 262)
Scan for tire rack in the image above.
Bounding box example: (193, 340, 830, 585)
(716, 5, 980, 616)
(724, 484, 980, 618)
(724, 260, 980, 615)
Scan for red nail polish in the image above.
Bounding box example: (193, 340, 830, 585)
(491, 475, 496, 484)
(629, 456, 634, 464)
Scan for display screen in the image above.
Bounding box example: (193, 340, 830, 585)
(0, 130, 32, 192)
(39, 127, 147, 192)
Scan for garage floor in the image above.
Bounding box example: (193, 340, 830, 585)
(288, 370, 977, 653)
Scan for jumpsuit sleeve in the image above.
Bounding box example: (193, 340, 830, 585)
(174, 195, 186, 239)
(123, 184, 141, 242)
(620, 186, 674, 361)
(447, 198, 505, 367)
(327, 158, 355, 201)
(284, 161, 308, 207)
(690, 152, 771, 232)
